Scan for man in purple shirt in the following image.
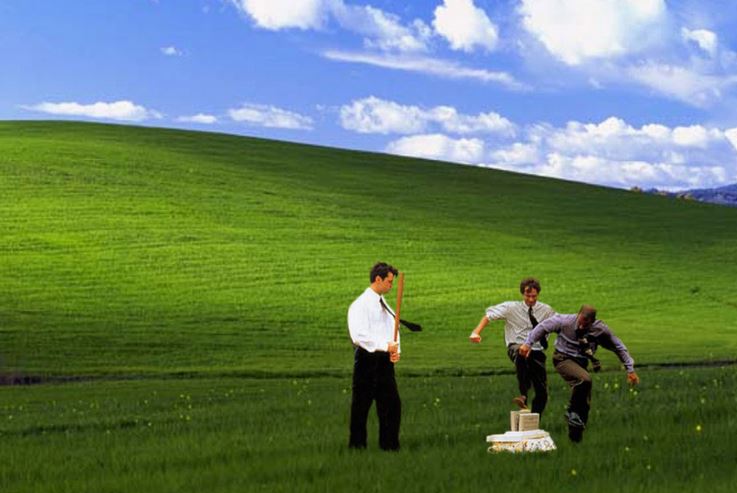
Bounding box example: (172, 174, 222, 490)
(519, 305, 640, 443)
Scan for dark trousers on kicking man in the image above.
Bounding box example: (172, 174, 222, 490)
(507, 343, 548, 415)
(553, 351, 592, 442)
(349, 347, 401, 450)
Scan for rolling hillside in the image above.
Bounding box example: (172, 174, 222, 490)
(2, 120, 737, 377)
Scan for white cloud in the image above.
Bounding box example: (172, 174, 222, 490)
(534, 117, 730, 157)
(516, 3, 736, 107)
(433, 0, 498, 52)
(519, 0, 667, 65)
(641, 123, 671, 141)
(725, 128, 737, 152)
(373, 112, 737, 189)
(161, 46, 183, 57)
(340, 97, 425, 135)
(233, 0, 429, 52)
(386, 134, 485, 164)
(228, 103, 313, 130)
(22, 100, 161, 122)
(430, 106, 514, 135)
(231, 0, 330, 30)
(332, 4, 431, 53)
(340, 96, 514, 136)
(486, 116, 737, 190)
(672, 125, 714, 148)
(504, 153, 730, 190)
(681, 28, 718, 57)
(322, 50, 526, 89)
(627, 63, 737, 107)
(489, 142, 540, 164)
(177, 113, 218, 124)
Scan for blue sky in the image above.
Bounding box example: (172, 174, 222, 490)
(3, 0, 737, 190)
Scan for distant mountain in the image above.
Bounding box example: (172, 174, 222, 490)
(679, 183, 737, 207)
(637, 183, 737, 207)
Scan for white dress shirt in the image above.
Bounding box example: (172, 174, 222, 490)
(348, 287, 401, 353)
(485, 301, 555, 350)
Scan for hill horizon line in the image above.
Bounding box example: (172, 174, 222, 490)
(1, 118, 672, 195)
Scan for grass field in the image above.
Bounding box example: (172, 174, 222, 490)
(1, 366, 736, 492)
(2, 121, 737, 377)
(1, 121, 737, 491)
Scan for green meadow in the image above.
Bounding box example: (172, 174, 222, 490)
(1, 367, 735, 493)
(1, 121, 737, 491)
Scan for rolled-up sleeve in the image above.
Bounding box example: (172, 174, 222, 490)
(486, 302, 510, 321)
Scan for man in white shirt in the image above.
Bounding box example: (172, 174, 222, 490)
(469, 277, 555, 415)
(347, 262, 401, 450)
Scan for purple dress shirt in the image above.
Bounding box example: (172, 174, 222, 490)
(524, 314, 635, 372)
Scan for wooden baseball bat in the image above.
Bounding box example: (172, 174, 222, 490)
(393, 272, 404, 342)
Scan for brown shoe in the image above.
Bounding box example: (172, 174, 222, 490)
(512, 395, 528, 410)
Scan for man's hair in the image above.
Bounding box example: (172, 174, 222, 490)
(519, 277, 541, 295)
(578, 305, 597, 323)
(370, 262, 398, 283)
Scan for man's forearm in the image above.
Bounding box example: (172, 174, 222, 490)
(472, 316, 489, 335)
(524, 325, 545, 345)
(609, 334, 635, 372)
(524, 316, 560, 345)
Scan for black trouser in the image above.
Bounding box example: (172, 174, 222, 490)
(349, 347, 401, 450)
(553, 351, 592, 424)
(507, 344, 548, 415)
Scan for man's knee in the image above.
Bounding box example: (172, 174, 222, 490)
(577, 374, 592, 388)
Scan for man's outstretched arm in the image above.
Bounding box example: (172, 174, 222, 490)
(599, 328, 639, 385)
(469, 317, 490, 343)
(519, 315, 563, 357)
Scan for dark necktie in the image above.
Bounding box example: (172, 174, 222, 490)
(379, 298, 395, 317)
(528, 306, 548, 349)
(575, 327, 601, 372)
(379, 298, 422, 332)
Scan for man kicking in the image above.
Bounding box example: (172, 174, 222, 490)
(470, 277, 556, 415)
(519, 305, 640, 442)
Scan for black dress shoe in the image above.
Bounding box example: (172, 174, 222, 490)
(565, 411, 586, 442)
(568, 425, 584, 443)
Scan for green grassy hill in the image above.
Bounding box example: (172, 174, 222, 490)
(2, 120, 737, 377)
(3, 121, 737, 493)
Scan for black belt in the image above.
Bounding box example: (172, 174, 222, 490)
(355, 346, 389, 357)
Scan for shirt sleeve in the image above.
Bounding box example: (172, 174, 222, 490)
(348, 300, 379, 352)
(525, 314, 563, 345)
(598, 324, 635, 373)
(486, 302, 510, 321)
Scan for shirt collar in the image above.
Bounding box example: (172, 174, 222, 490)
(366, 287, 382, 300)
